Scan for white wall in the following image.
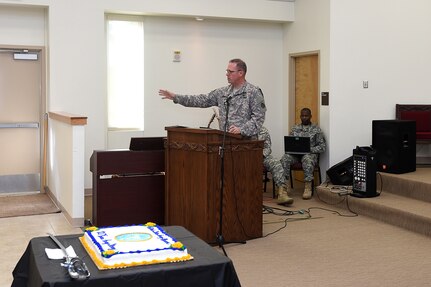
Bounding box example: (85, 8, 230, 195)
(330, 0, 431, 165)
(283, 0, 331, 171)
(284, 0, 431, 168)
(143, 17, 284, 145)
(0, 5, 45, 45)
(6, 0, 431, 195)
(0, 0, 293, 191)
(48, 118, 85, 226)
(109, 17, 284, 150)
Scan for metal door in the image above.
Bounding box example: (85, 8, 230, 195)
(0, 49, 42, 194)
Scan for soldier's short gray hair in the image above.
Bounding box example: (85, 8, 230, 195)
(229, 58, 247, 74)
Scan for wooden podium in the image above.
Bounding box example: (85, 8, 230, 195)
(90, 138, 165, 227)
(165, 127, 263, 243)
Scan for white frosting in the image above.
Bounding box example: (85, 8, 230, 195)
(82, 224, 190, 268)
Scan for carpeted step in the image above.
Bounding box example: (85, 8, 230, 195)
(377, 168, 431, 203)
(316, 184, 431, 237)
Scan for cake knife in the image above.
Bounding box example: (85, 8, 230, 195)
(47, 233, 90, 280)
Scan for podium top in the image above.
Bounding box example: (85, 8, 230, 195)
(165, 126, 242, 139)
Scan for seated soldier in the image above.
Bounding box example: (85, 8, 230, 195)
(280, 108, 326, 200)
(258, 126, 293, 205)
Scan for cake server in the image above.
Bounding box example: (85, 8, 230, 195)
(47, 233, 90, 280)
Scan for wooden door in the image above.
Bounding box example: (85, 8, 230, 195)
(290, 53, 319, 186)
(293, 54, 319, 124)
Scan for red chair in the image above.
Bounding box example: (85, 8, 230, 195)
(263, 167, 276, 198)
(396, 104, 431, 142)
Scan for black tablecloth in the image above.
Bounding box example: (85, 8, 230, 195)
(12, 226, 241, 287)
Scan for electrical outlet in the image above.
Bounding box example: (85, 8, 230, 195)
(363, 81, 368, 89)
(173, 51, 181, 62)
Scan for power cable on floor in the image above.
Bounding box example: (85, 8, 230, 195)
(262, 205, 311, 237)
(314, 187, 358, 216)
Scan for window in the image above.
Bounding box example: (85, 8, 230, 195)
(106, 15, 144, 130)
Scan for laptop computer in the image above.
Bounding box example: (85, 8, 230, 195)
(284, 136, 311, 154)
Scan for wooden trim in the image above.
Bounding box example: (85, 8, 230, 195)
(48, 111, 87, 126)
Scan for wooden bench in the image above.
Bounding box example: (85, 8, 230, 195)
(396, 104, 431, 143)
(396, 104, 431, 165)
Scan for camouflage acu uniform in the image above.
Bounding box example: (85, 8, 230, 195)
(173, 81, 266, 138)
(280, 124, 326, 182)
(258, 126, 285, 188)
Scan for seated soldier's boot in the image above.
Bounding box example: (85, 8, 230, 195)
(303, 181, 313, 200)
(276, 185, 294, 205)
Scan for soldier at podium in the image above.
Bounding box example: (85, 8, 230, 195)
(159, 58, 266, 139)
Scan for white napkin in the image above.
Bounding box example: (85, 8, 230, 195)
(45, 245, 77, 259)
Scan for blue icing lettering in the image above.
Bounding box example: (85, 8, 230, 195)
(102, 239, 116, 249)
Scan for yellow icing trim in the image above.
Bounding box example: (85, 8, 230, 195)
(79, 236, 193, 270)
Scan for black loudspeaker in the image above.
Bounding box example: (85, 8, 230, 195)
(351, 146, 378, 198)
(327, 156, 353, 185)
(372, 120, 416, 174)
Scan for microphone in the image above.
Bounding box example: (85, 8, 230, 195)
(207, 113, 216, 128)
(225, 96, 233, 105)
(225, 91, 245, 104)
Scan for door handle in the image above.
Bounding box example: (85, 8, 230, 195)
(0, 122, 39, 128)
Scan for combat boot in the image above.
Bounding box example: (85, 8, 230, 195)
(276, 185, 294, 205)
(303, 181, 313, 200)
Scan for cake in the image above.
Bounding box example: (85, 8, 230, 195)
(79, 222, 193, 270)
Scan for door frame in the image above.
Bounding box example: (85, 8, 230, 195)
(288, 50, 320, 129)
(288, 51, 320, 186)
(0, 44, 47, 193)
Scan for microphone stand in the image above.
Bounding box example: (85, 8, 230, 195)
(215, 97, 246, 256)
(207, 113, 216, 128)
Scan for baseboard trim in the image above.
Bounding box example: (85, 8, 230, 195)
(44, 186, 85, 227)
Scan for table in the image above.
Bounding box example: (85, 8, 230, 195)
(12, 226, 241, 287)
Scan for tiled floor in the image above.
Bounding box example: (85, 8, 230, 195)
(0, 194, 93, 286)
(0, 212, 82, 286)
(0, 187, 273, 286)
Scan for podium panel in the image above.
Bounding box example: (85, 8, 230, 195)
(165, 127, 263, 243)
(90, 139, 165, 227)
